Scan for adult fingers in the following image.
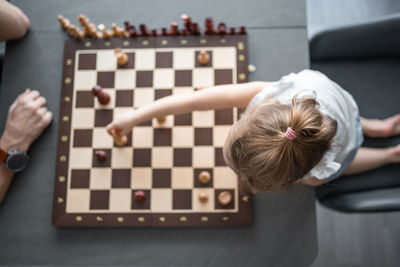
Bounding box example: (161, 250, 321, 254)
(33, 96, 47, 108)
(24, 90, 40, 101)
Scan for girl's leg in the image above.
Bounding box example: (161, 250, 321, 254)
(360, 114, 400, 137)
(343, 145, 400, 175)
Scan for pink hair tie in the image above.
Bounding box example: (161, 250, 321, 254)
(285, 127, 297, 140)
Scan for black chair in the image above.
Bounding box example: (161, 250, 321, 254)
(310, 14, 400, 212)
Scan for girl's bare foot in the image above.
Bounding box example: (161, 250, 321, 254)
(361, 114, 400, 138)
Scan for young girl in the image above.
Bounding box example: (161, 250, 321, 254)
(106, 69, 400, 193)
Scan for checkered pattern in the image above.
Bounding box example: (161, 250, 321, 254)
(67, 47, 239, 214)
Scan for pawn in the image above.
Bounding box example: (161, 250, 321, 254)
(114, 48, 128, 66)
(156, 116, 166, 124)
(198, 193, 209, 203)
(95, 150, 107, 162)
(198, 171, 211, 184)
(91, 85, 103, 96)
(97, 91, 110, 105)
(134, 191, 146, 203)
(113, 134, 128, 147)
(218, 191, 232, 206)
(197, 51, 210, 65)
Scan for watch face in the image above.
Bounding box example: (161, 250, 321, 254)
(7, 152, 29, 172)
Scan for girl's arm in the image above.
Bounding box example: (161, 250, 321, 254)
(107, 81, 271, 135)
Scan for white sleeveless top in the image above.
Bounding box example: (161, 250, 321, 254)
(246, 69, 360, 180)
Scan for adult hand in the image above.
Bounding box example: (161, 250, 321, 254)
(0, 89, 52, 152)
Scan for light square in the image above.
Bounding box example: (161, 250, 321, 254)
(192, 110, 214, 127)
(151, 189, 172, 212)
(69, 148, 92, 168)
(74, 70, 97, 90)
(192, 188, 214, 211)
(66, 189, 90, 212)
(92, 128, 113, 148)
(135, 49, 155, 70)
(171, 167, 193, 188)
(152, 147, 173, 168)
(72, 109, 94, 128)
(133, 127, 153, 147)
(115, 70, 136, 89)
(213, 126, 232, 147)
(172, 127, 194, 147)
(109, 189, 132, 212)
(111, 147, 133, 168)
(114, 107, 134, 118)
(96, 50, 117, 71)
(94, 89, 115, 109)
(134, 89, 154, 108)
(213, 167, 237, 188)
(193, 68, 214, 88)
(173, 49, 195, 69)
(131, 168, 152, 189)
(153, 115, 174, 128)
(213, 47, 236, 69)
(90, 168, 112, 189)
(154, 69, 174, 88)
(193, 147, 214, 167)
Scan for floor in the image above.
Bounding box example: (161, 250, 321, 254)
(307, 1, 400, 266)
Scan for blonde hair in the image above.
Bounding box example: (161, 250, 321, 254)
(223, 94, 337, 193)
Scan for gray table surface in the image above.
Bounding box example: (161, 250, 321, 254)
(0, 0, 316, 266)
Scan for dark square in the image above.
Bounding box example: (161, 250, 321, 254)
(112, 169, 131, 188)
(70, 169, 90, 188)
(172, 190, 192, 209)
(97, 72, 115, 88)
(78, 53, 96, 70)
(116, 90, 133, 107)
(131, 189, 151, 209)
(154, 89, 172, 100)
(214, 189, 235, 209)
(174, 113, 192, 126)
(73, 129, 93, 147)
(194, 128, 213, 146)
(214, 69, 233, 85)
(90, 190, 109, 210)
(92, 149, 111, 167)
(195, 51, 213, 67)
(215, 109, 234, 125)
(175, 70, 192, 87)
(94, 109, 113, 127)
(152, 169, 171, 188)
(215, 147, 226, 166)
(156, 52, 173, 68)
(76, 91, 94, 108)
(153, 128, 172, 146)
(117, 53, 135, 69)
(173, 148, 192, 166)
(133, 149, 152, 167)
(194, 168, 213, 188)
(136, 71, 153, 87)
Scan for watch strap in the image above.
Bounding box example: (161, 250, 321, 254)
(0, 149, 7, 163)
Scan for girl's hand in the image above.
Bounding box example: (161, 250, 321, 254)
(106, 110, 137, 137)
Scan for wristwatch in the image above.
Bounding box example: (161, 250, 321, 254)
(0, 148, 30, 172)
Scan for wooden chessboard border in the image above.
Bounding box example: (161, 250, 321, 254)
(53, 35, 252, 227)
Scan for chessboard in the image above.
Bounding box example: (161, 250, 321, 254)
(53, 35, 252, 227)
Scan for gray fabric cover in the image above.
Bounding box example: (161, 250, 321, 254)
(310, 15, 400, 212)
(310, 14, 400, 61)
